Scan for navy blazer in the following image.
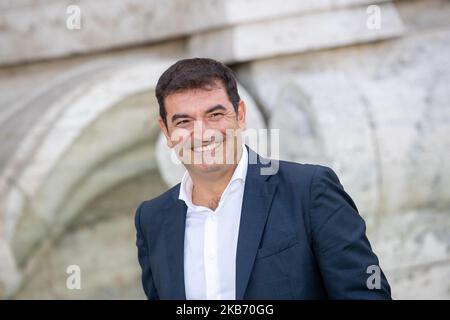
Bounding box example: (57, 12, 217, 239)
(135, 146, 391, 299)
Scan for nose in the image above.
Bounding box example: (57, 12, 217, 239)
(191, 120, 220, 146)
(192, 120, 204, 141)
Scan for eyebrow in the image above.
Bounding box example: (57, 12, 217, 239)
(205, 104, 227, 114)
(171, 104, 227, 123)
(171, 113, 191, 123)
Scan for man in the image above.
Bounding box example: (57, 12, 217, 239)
(135, 58, 391, 300)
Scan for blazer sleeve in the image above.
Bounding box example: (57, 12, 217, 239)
(135, 201, 159, 300)
(309, 166, 392, 299)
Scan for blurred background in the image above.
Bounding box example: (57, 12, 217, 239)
(0, 0, 449, 299)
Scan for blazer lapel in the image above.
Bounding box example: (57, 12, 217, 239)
(164, 190, 187, 299)
(235, 148, 278, 300)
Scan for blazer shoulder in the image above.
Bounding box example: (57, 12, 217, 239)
(278, 159, 337, 184)
(137, 183, 181, 220)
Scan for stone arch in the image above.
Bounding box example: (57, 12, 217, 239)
(269, 73, 381, 223)
(13, 120, 165, 298)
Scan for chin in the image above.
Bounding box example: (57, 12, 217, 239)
(191, 162, 225, 174)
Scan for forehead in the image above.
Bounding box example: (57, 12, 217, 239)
(164, 84, 231, 113)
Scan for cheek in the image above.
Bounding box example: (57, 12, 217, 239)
(218, 115, 240, 131)
(170, 128, 191, 146)
(221, 124, 241, 144)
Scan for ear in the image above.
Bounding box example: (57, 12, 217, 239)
(158, 117, 174, 148)
(237, 100, 247, 131)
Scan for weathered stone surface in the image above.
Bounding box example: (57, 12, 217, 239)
(0, 0, 387, 65)
(0, 238, 21, 298)
(1, 0, 450, 301)
(236, 26, 450, 219)
(11, 89, 160, 266)
(0, 49, 181, 245)
(269, 73, 379, 222)
(15, 170, 166, 299)
(188, 2, 404, 63)
(369, 210, 450, 299)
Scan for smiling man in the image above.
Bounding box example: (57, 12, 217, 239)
(134, 58, 391, 300)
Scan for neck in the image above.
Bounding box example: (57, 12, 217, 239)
(190, 163, 237, 207)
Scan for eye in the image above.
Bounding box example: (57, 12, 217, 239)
(176, 119, 190, 126)
(209, 112, 224, 119)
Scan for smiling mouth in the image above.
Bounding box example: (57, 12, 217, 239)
(192, 141, 222, 153)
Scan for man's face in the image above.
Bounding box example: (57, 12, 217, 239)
(159, 81, 246, 176)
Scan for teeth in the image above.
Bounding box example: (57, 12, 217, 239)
(193, 142, 221, 152)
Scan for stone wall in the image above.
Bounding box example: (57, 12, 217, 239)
(1, 0, 449, 299)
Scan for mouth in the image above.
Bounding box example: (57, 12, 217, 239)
(192, 141, 222, 153)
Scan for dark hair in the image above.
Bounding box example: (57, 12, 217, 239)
(155, 58, 241, 128)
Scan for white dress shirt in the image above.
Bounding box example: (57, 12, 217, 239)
(179, 145, 248, 300)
